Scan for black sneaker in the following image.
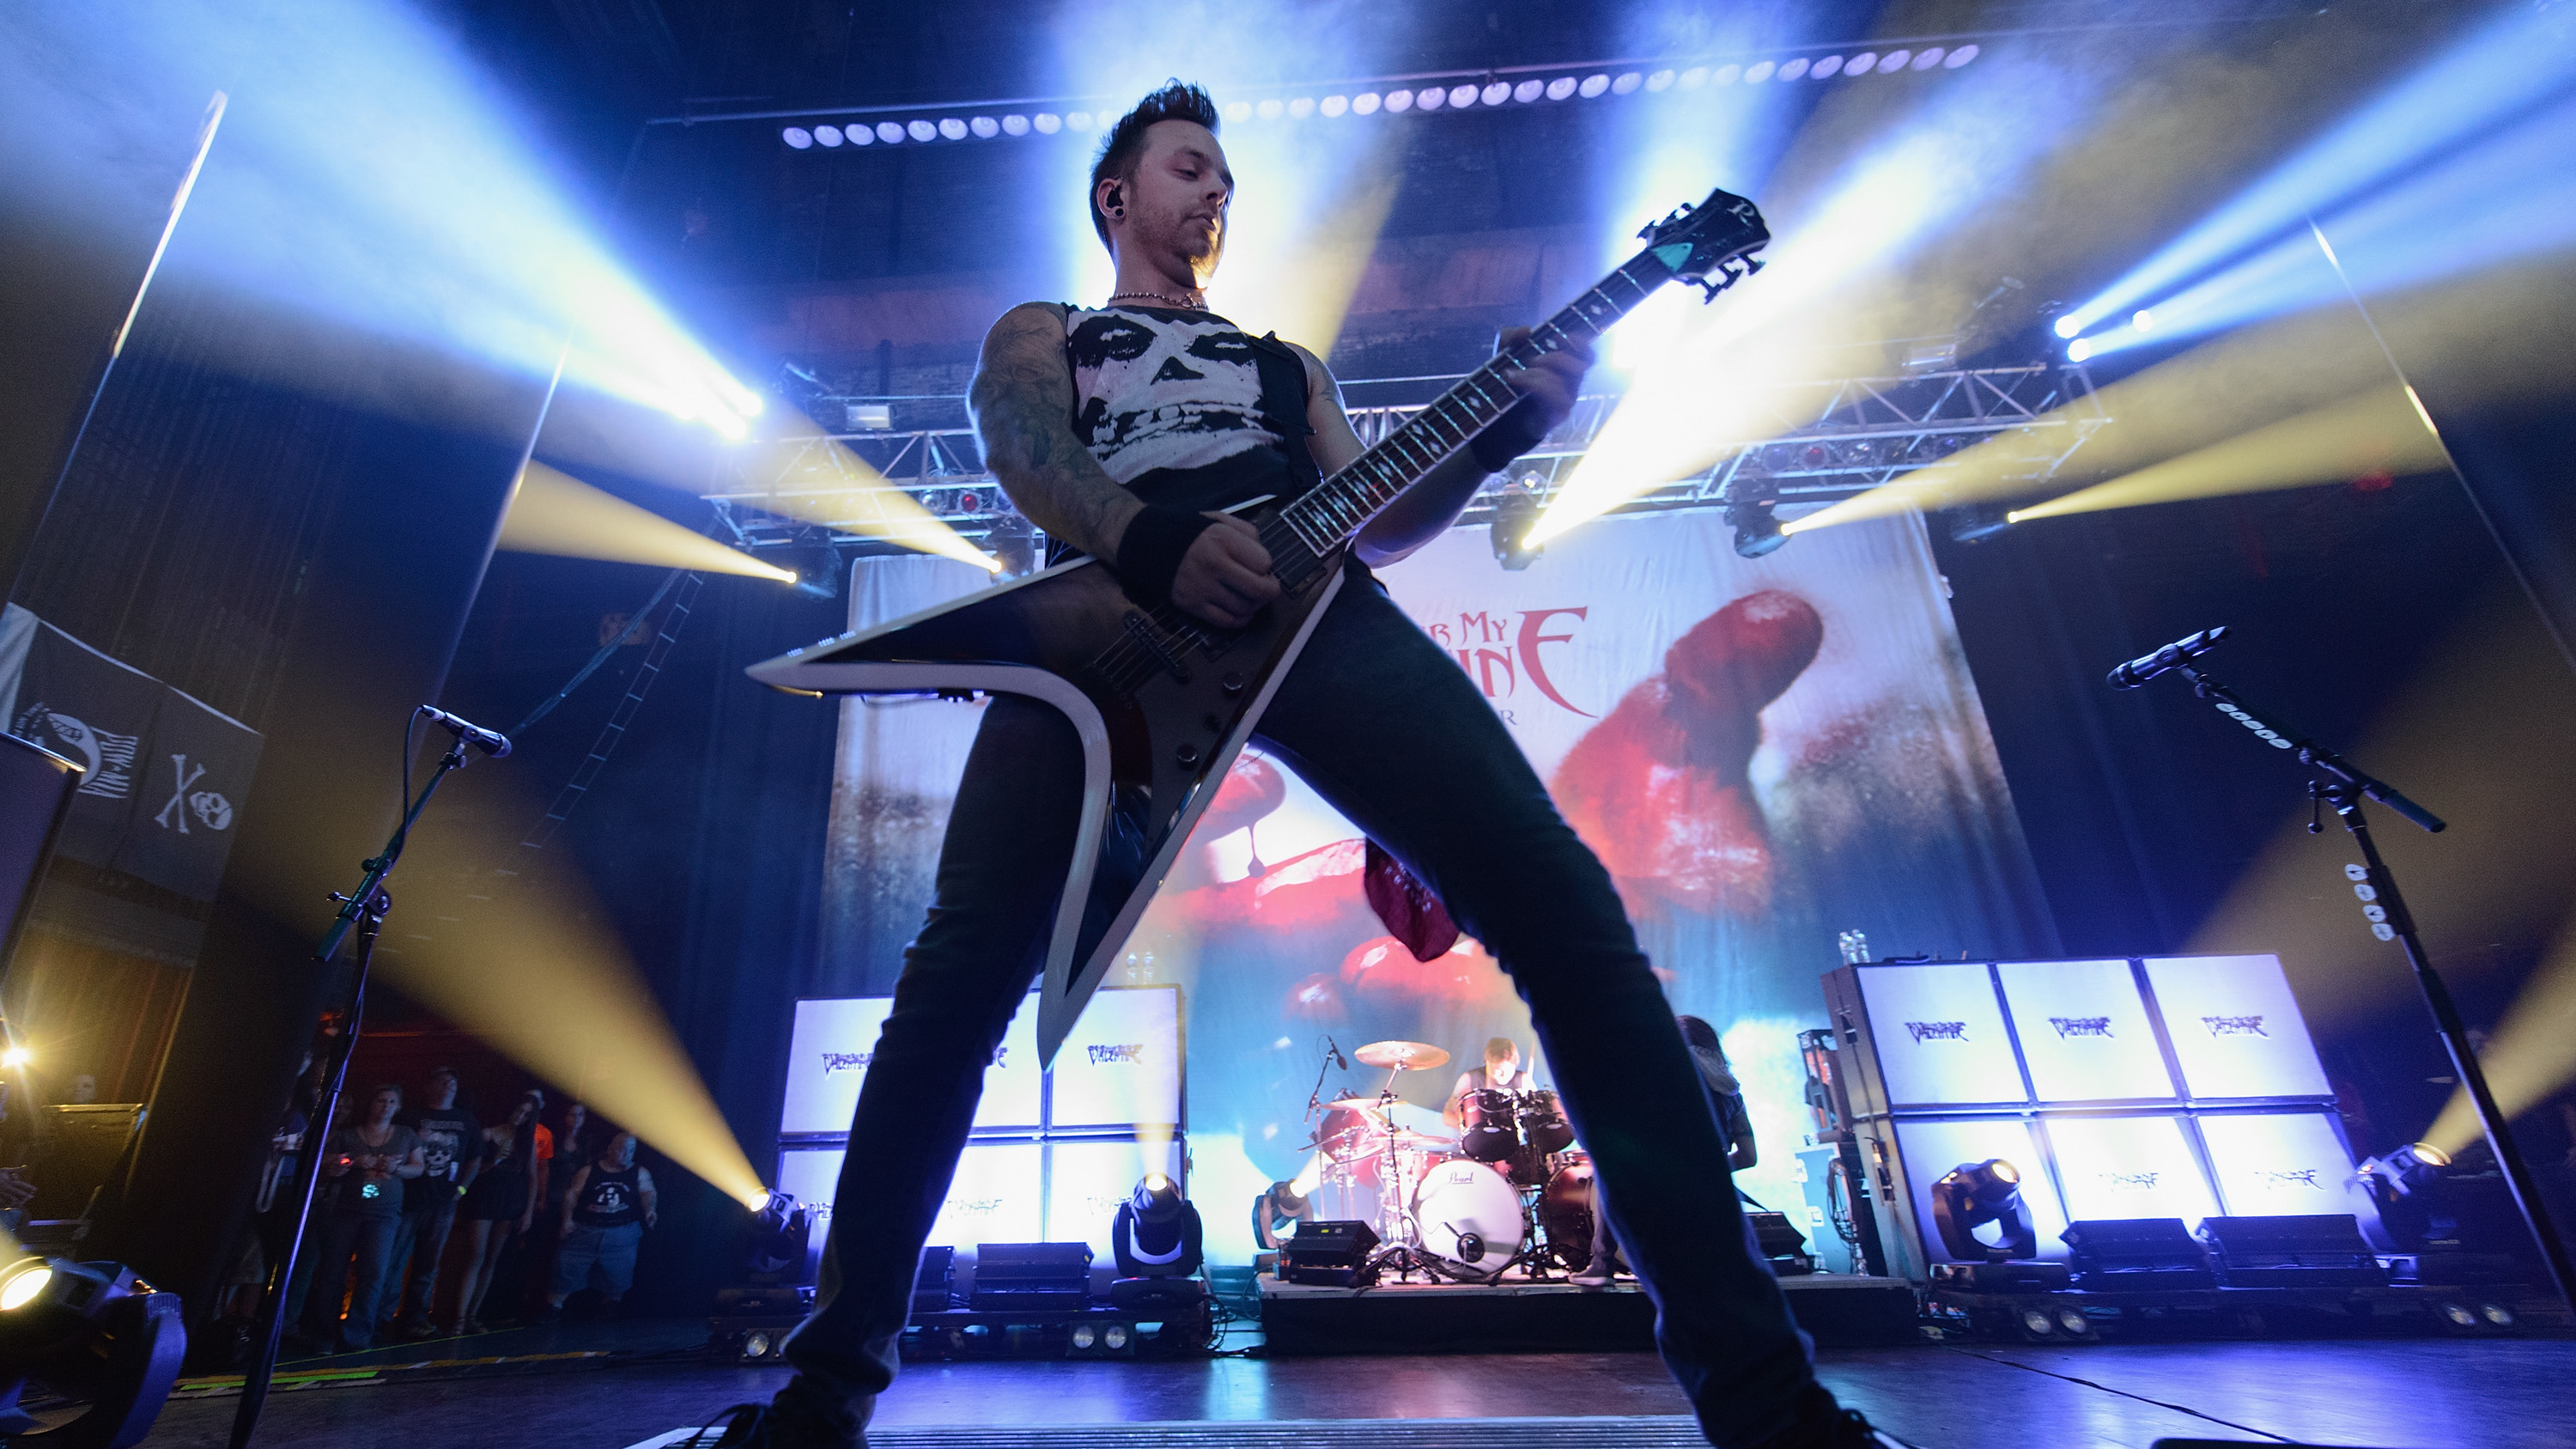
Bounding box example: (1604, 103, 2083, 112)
(1753, 1385, 1913, 1449)
(706, 1379, 865, 1449)
(1820, 1405, 1911, 1449)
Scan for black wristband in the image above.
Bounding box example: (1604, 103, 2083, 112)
(1114, 506, 1220, 608)
(1470, 394, 1552, 473)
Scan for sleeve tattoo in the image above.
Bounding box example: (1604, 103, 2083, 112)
(969, 302, 1139, 563)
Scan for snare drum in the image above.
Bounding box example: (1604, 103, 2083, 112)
(1457, 1087, 1520, 1162)
(1412, 1157, 1524, 1273)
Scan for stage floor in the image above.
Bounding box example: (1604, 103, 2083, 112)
(141, 1315, 2575, 1448)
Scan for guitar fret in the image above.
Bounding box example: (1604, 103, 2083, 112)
(1251, 193, 1763, 554)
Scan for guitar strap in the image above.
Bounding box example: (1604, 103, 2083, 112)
(1242, 331, 1325, 498)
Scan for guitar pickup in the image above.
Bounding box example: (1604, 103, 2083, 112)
(1122, 612, 1193, 683)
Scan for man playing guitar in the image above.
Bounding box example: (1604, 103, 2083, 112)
(720, 82, 1897, 1449)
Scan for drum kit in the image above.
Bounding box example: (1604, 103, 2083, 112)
(1306, 1039, 1600, 1282)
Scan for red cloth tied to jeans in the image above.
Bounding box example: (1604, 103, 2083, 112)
(1363, 837, 1460, 961)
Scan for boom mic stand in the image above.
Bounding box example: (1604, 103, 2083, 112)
(2116, 632, 2575, 1310)
(229, 721, 488, 1449)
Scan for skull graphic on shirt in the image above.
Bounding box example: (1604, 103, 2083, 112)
(1066, 308, 1279, 483)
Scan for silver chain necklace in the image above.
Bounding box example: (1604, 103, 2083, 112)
(1106, 289, 1205, 310)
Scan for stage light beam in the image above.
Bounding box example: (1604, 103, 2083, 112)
(374, 785, 768, 1211)
(1789, 258, 2576, 538)
(2004, 387, 2445, 524)
(2422, 910, 2576, 1160)
(498, 462, 796, 581)
(1535, 45, 2092, 547)
(2058, 3, 2576, 338)
(723, 405, 1001, 573)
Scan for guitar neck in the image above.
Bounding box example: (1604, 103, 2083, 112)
(1273, 240, 1687, 557)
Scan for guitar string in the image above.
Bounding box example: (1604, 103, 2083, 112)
(1086, 302, 1613, 687)
(1085, 301, 1616, 687)
(1082, 243, 1716, 687)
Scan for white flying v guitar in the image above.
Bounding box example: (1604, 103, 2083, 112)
(750, 186, 1770, 1066)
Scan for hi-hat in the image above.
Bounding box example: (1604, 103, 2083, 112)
(1325, 1096, 1389, 1111)
(1353, 1039, 1450, 1070)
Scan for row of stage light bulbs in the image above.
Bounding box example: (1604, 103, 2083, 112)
(780, 44, 1983, 151)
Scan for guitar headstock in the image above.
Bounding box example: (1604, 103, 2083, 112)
(1638, 186, 1770, 301)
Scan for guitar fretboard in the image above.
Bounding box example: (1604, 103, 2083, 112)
(1257, 244, 1686, 575)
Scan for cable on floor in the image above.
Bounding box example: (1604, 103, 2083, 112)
(1937, 1346, 2297, 1443)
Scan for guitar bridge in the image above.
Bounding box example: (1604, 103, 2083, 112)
(1122, 612, 1193, 683)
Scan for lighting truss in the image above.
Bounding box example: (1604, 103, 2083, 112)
(1481, 360, 2109, 531)
(698, 46, 1992, 154)
(705, 360, 2109, 553)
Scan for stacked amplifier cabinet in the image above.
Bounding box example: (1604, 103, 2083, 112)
(771, 985, 1185, 1274)
(1821, 955, 2356, 1283)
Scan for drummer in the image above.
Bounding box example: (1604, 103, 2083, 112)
(1441, 1037, 1529, 1131)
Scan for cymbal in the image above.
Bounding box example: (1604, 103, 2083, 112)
(1353, 1039, 1450, 1070)
(1324, 1096, 1389, 1112)
(1384, 1129, 1457, 1150)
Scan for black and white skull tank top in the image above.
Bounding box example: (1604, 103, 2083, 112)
(1063, 303, 1294, 512)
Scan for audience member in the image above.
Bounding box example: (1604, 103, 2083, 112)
(385, 1065, 478, 1340)
(293, 1083, 423, 1353)
(445, 1087, 546, 1334)
(524, 1100, 588, 1316)
(540, 1130, 655, 1321)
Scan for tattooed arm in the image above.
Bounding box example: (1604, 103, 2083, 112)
(971, 302, 1279, 625)
(970, 301, 1139, 562)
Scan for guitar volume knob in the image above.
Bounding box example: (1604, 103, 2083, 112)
(1220, 672, 1246, 696)
(1175, 744, 1201, 767)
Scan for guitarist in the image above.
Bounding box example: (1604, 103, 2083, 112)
(720, 82, 1899, 1449)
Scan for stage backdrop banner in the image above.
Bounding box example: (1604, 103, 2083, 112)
(0, 604, 263, 901)
(819, 511, 2050, 1261)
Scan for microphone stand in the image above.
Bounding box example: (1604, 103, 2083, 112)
(2166, 660, 2574, 1310)
(230, 733, 477, 1449)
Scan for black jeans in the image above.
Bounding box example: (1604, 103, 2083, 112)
(785, 570, 1815, 1447)
(385, 1189, 458, 1330)
(298, 1209, 398, 1351)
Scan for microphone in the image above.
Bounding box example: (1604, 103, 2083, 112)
(2107, 625, 2229, 690)
(1327, 1037, 1349, 1071)
(419, 706, 513, 758)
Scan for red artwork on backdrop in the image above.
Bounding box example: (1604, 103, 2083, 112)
(1170, 591, 1822, 1015)
(1550, 590, 1824, 921)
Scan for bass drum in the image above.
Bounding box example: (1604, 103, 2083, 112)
(1412, 1157, 1524, 1275)
(1537, 1151, 1596, 1269)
